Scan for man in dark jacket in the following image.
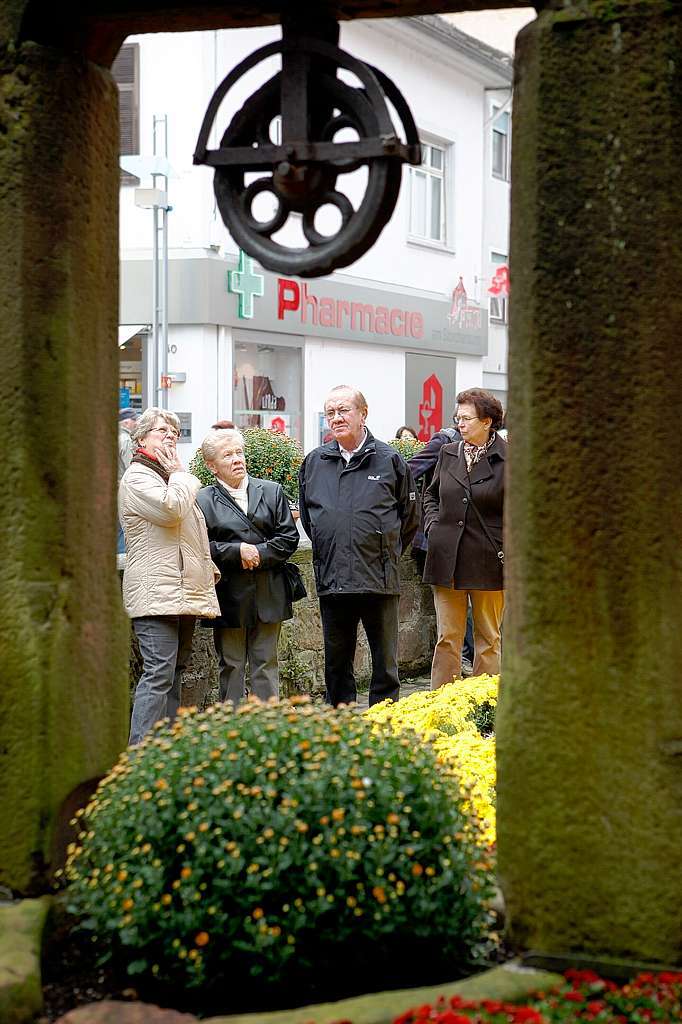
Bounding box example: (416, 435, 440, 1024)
(299, 385, 419, 707)
(407, 423, 461, 572)
(408, 420, 475, 673)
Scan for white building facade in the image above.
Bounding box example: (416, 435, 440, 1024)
(116, 16, 512, 456)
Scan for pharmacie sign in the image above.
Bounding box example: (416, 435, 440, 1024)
(277, 278, 425, 340)
(121, 252, 488, 355)
(224, 249, 486, 354)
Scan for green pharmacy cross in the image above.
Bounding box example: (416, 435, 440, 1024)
(228, 249, 265, 319)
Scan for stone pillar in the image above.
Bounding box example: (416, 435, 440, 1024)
(497, 1, 682, 964)
(0, 42, 129, 892)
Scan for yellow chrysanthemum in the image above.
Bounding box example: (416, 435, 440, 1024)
(365, 676, 498, 845)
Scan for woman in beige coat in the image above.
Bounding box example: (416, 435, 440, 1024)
(119, 408, 220, 744)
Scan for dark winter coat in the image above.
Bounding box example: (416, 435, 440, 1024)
(298, 430, 420, 597)
(407, 427, 462, 554)
(423, 435, 506, 590)
(197, 477, 299, 628)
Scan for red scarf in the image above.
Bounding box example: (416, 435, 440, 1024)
(132, 448, 169, 482)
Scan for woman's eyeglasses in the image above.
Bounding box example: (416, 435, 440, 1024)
(454, 415, 479, 423)
(149, 426, 180, 439)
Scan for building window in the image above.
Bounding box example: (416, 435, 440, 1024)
(233, 339, 302, 442)
(112, 43, 140, 185)
(409, 141, 446, 244)
(492, 105, 510, 181)
(489, 252, 509, 325)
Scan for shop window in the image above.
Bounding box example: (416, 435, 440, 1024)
(489, 251, 509, 325)
(119, 333, 145, 410)
(112, 42, 140, 185)
(233, 341, 302, 441)
(409, 140, 447, 245)
(492, 105, 510, 182)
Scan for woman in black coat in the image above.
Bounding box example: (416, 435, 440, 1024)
(197, 427, 299, 704)
(423, 389, 506, 686)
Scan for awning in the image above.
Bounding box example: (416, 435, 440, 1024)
(118, 324, 150, 348)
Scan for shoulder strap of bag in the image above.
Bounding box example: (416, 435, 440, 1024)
(458, 443, 504, 564)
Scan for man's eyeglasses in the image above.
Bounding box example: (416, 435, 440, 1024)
(454, 415, 479, 424)
(325, 405, 354, 422)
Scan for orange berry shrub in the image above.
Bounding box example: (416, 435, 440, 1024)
(63, 699, 496, 1008)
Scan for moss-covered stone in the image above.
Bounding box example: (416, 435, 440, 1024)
(0, 43, 128, 894)
(204, 963, 563, 1024)
(0, 897, 50, 1023)
(499, 0, 682, 964)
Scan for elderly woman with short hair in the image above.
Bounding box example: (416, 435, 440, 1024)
(197, 427, 299, 704)
(423, 388, 506, 685)
(119, 407, 220, 744)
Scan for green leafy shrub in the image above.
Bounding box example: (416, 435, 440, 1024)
(189, 427, 303, 502)
(188, 448, 214, 487)
(389, 435, 425, 460)
(64, 700, 496, 1010)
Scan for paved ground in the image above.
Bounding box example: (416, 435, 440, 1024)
(354, 675, 430, 709)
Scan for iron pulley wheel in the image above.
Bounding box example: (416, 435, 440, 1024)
(194, 29, 420, 278)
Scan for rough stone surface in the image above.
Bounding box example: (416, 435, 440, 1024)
(56, 1002, 198, 1023)
(0, 44, 129, 893)
(498, 1, 682, 964)
(0, 897, 51, 1024)
(205, 963, 563, 1024)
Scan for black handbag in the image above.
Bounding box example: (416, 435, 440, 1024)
(281, 560, 307, 602)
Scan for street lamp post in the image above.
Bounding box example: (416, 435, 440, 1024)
(126, 114, 173, 410)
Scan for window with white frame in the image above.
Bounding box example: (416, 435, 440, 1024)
(112, 42, 140, 186)
(409, 141, 447, 244)
(491, 105, 510, 181)
(489, 252, 509, 324)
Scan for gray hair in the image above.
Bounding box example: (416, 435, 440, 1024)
(201, 427, 245, 463)
(325, 384, 368, 416)
(132, 407, 181, 446)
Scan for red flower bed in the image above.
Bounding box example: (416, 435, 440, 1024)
(393, 969, 682, 1023)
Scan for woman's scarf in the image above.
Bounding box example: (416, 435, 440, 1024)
(132, 448, 170, 483)
(463, 431, 496, 473)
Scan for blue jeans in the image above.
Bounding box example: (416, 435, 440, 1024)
(117, 520, 126, 555)
(129, 615, 195, 744)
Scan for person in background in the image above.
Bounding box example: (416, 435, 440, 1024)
(299, 385, 419, 707)
(197, 427, 299, 704)
(395, 425, 418, 440)
(117, 407, 139, 554)
(423, 389, 506, 686)
(119, 407, 220, 744)
(408, 416, 475, 676)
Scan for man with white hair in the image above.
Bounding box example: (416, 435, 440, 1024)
(298, 385, 419, 707)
